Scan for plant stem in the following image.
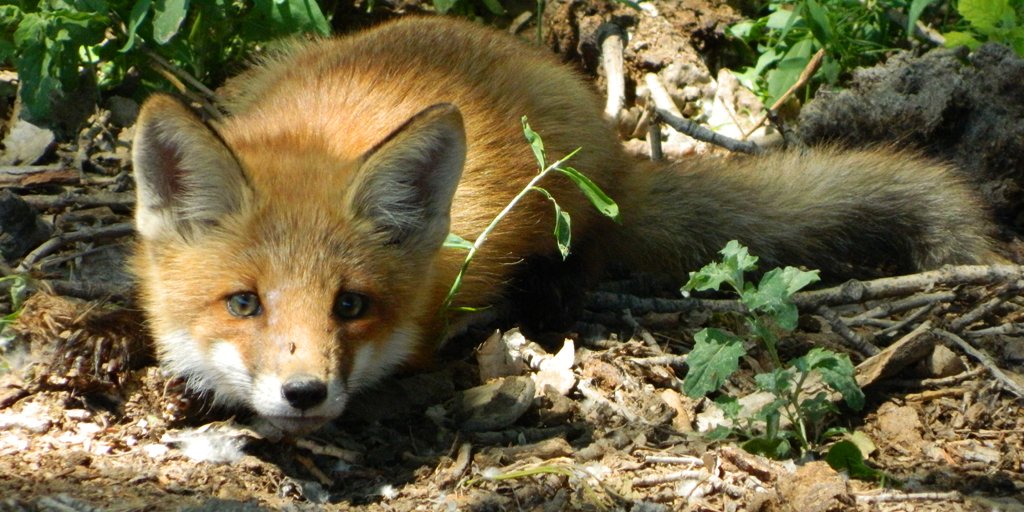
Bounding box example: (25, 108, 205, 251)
(441, 151, 578, 313)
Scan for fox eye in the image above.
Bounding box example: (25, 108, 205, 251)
(334, 292, 368, 320)
(226, 292, 262, 318)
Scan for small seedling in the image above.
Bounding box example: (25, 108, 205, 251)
(441, 117, 619, 319)
(681, 241, 864, 459)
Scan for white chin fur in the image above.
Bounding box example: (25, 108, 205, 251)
(158, 330, 253, 407)
(158, 323, 421, 435)
(347, 323, 419, 390)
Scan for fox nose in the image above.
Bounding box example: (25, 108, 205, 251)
(281, 375, 328, 410)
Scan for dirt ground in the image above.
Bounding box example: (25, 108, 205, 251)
(1, 1, 1023, 511)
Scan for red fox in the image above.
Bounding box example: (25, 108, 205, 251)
(131, 16, 998, 435)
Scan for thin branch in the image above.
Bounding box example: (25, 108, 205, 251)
(16, 223, 135, 273)
(22, 191, 135, 212)
(0, 165, 79, 187)
(844, 291, 956, 326)
(817, 305, 879, 355)
(743, 48, 826, 140)
(933, 329, 1024, 399)
(793, 265, 1024, 309)
(655, 108, 764, 155)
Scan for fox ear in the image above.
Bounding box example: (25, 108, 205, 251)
(348, 103, 466, 253)
(132, 94, 251, 240)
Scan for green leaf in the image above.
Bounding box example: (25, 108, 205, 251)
(480, 0, 505, 15)
(531, 185, 573, 260)
(741, 266, 818, 330)
(433, 0, 456, 14)
(958, 0, 1012, 33)
(907, 0, 939, 36)
(1013, 28, 1024, 56)
(728, 20, 757, 40)
(555, 166, 620, 222)
(798, 392, 837, 426)
(444, 232, 473, 251)
(152, 0, 189, 44)
(754, 367, 794, 395)
(766, 37, 814, 105)
(553, 204, 571, 259)
(682, 240, 758, 294)
(120, 0, 152, 52)
(845, 430, 877, 458)
(752, 46, 782, 75)
(802, 0, 833, 46)
(793, 348, 865, 410)
(0, 6, 24, 32)
(521, 116, 546, 170)
(266, 0, 331, 36)
(704, 425, 734, 441)
(765, 8, 801, 31)
(13, 16, 57, 121)
(825, 440, 885, 481)
(715, 395, 741, 420)
(682, 328, 746, 398)
(942, 31, 982, 49)
(742, 436, 793, 459)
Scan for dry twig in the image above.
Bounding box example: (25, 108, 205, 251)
(933, 328, 1024, 399)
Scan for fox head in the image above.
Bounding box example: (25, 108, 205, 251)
(131, 95, 465, 435)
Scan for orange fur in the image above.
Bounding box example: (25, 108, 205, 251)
(131, 16, 998, 435)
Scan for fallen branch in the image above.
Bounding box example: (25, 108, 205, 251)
(817, 305, 879, 355)
(16, 223, 135, 273)
(22, 191, 135, 212)
(743, 48, 826, 140)
(933, 328, 1024, 399)
(793, 265, 1024, 309)
(855, 491, 961, 504)
(654, 108, 763, 155)
(0, 165, 79, 188)
(844, 291, 956, 326)
(586, 291, 743, 315)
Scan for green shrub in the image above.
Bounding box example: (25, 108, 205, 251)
(0, 0, 329, 125)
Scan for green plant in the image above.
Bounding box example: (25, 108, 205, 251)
(0, 275, 29, 373)
(442, 117, 620, 319)
(943, 0, 1024, 55)
(681, 241, 864, 459)
(728, 0, 913, 106)
(0, 0, 329, 124)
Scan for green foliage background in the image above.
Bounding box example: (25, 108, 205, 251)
(0, 0, 329, 123)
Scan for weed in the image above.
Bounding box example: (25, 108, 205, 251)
(441, 117, 619, 322)
(728, 0, 912, 106)
(681, 241, 864, 459)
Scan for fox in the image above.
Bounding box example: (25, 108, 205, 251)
(130, 16, 1000, 435)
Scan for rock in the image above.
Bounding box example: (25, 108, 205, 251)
(915, 343, 967, 378)
(106, 96, 140, 128)
(777, 460, 853, 512)
(0, 118, 55, 165)
(454, 375, 535, 432)
(0, 190, 51, 261)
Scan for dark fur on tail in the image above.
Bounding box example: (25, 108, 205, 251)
(606, 146, 1000, 279)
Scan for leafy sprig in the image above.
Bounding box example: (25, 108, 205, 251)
(681, 241, 864, 458)
(442, 117, 619, 318)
